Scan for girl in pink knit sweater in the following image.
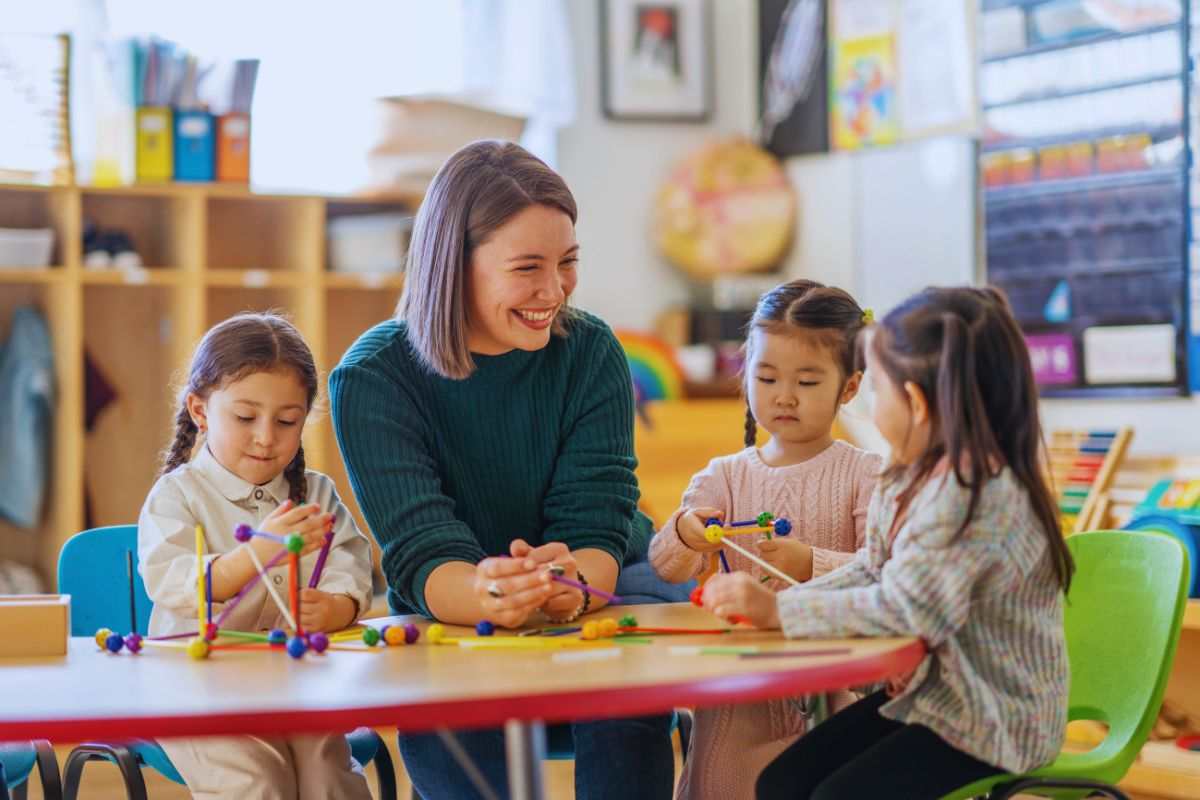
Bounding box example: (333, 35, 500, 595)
(650, 279, 881, 800)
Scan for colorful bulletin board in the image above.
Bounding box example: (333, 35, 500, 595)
(828, 0, 976, 151)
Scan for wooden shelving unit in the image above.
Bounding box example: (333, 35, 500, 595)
(0, 182, 416, 586)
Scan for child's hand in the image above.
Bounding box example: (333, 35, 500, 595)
(757, 538, 814, 582)
(299, 588, 357, 632)
(701, 573, 780, 629)
(256, 500, 334, 557)
(675, 507, 725, 553)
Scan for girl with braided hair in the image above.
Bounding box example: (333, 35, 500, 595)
(650, 279, 880, 800)
(138, 311, 373, 800)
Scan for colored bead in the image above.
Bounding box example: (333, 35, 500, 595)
(384, 625, 407, 646)
(773, 518, 792, 536)
(286, 635, 307, 658)
(598, 618, 618, 638)
(756, 512, 774, 527)
(124, 633, 143, 654)
(308, 632, 329, 653)
(689, 586, 703, 607)
(285, 533, 304, 554)
(204, 623, 218, 642)
(267, 628, 287, 645)
(476, 620, 495, 636)
(704, 524, 724, 544)
(105, 632, 124, 653)
(581, 621, 599, 640)
(187, 637, 210, 660)
(362, 627, 381, 646)
(403, 623, 420, 644)
(94, 628, 113, 649)
(234, 524, 253, 543)
(427, 623, 446, 644)
(618, 614, 638, 628)
(704, 517, 721, 527)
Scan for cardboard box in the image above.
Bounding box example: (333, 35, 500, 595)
(0, 595, 70, 657)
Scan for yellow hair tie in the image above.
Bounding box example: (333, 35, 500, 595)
(862, 308, 875, 324)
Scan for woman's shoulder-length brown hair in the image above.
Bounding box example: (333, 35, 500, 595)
(397, 139, 578, 379)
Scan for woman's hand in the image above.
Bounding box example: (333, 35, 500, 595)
(701, 572, 781, 629)
(299, 588, 357, 632)
(473, 553, 553, 629)
(675, 507, 725, 553)
(510, 539, 582, 619)
(757, 538, 814, 582)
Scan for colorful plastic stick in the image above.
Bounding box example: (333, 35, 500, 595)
(195, 525, 206, 636)
(126, 550, 137, 637)
(308, 528, 334, 588)
(718, 550, 732, 573)
(205, 561, 213, 626)
(245, 542, 296, 630)
(290, 551, 301, 635)
(552, 574, 622, 604)
(233, 524, 287, 545)
(214, 548, 288, 626)
(704, 524, 799, 586)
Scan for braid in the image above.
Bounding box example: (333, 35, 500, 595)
(743, 406, 757, 448)
(284, 445, 308, 504)
(161, 405, 198, 476)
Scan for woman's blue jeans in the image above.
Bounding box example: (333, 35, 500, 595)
(399, 561, 694, 799)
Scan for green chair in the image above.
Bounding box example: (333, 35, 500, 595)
(944, 529, 1190, 800)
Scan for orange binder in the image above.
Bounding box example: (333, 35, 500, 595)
(217, 112, 250, 182)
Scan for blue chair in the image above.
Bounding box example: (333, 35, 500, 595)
(0, 741, 61, 800)
(58, 525, 396, 800)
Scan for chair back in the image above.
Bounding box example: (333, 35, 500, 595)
(57, 525, 151, 636)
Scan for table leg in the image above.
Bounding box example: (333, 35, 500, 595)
(504, 719, 546, 800)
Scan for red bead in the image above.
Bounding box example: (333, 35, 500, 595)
(689, 586, 704, 606)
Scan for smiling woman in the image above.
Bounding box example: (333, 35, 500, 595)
(329, 140, 681, 799)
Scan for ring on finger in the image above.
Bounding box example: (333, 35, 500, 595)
(487, 581, 505, 599)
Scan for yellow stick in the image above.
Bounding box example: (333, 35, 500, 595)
(195, 525, 205, 635)
(720, 537, 800, 586)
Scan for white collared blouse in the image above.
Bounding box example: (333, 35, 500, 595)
(138, 445, 373, 636)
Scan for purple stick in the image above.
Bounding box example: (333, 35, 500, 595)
(147, 631, 198, 641)
(308, 530, 335, 588)
(552, 574, 622, 605)
(215, 548, 289, 626)
(205, 562, 213, 625)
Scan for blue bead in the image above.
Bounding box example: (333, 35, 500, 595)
(773, 518, 792, 536)
(105, 632, 125, 653)
(286, 636, 307, 659)
(475, 620, 495, 636)
(267, 628, 287, 645)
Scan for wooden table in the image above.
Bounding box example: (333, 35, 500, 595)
(0, 603, 924, 799)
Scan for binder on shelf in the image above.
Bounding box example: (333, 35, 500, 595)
(174, 109, 215, 181)
(217, 112, 250, 182)
(135, 106, 173, 182)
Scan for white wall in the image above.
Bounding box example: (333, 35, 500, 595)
(557, 0, 759, 330)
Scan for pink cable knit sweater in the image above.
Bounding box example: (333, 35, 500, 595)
(650, 441, 881, 800)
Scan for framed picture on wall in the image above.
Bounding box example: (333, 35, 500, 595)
(600, 0, 711, 122)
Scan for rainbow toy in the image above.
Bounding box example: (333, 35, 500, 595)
(615, 330, 686, 408)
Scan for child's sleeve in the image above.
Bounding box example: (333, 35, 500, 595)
(776, 482, 1003, 644)
(649, 457, 732, 583)
(810, 451, 882, 577)
(137, 477, 219, 614)
(307, 475, 374, 620)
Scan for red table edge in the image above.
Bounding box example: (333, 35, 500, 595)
(0, 640, 925, 742)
